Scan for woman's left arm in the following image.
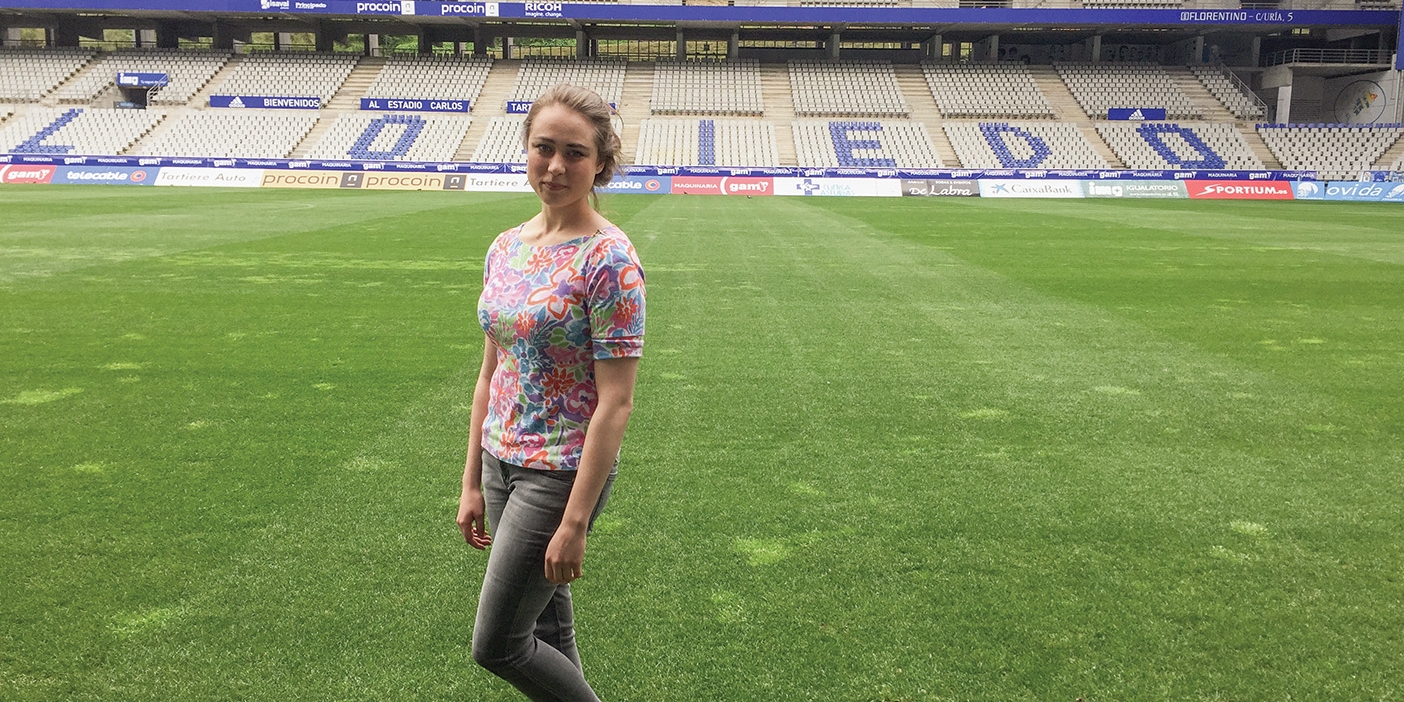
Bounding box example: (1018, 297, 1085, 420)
(543, 356, 639, 585)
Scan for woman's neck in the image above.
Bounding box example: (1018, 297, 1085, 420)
(523, 202, 603, 246)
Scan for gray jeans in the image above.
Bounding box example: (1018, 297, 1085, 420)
(472, 451, 615, 702)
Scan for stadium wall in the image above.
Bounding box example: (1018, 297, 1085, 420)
(5, 153, 1403, 202)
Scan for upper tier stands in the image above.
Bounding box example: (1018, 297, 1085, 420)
(471, 116, 527, 163)
(0, 107, 163, 155)
(306, 113, 471, 162)
(1055, 62, 1200, 119)
(0, 48, 95, 102)
(1191, 66, 1265, 121)
(1097, 122, 1262, 170)
(651, 60, 764, 116)
(213, 52, 358, 103)
(509, 58, 626, 106)
(793, 120, 940, 168)
(945, 121, 1108, 169)
(922, 62, 1053, 118)
(132, 112, 316, 158)
(54, 49, 229, 105)
(635, 118, 780, 167)
(789, 60, 909, 117)
(1257, 124, 1404, 180)
(364, 55, 493, 103)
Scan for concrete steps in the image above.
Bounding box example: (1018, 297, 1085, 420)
(455, 58, 519, 161)
(1168, 66, 1236, 122)
(616, 61, 654, 164)
(892, 63, 955, 167)
(325, 56, 383, 110)
(289, 115, 335, 158)
(1238, 126, 1282, 170)
(1029, 65, 1087, 122)
(1078, 124, 1124, 168)
(1373, 132, 1404, 170)
(758, 63, 797, 166)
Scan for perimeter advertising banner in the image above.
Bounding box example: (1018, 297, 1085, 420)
(1185, 180, 1294, 199)
(1292, 180, 1404, 202)
(53, 165, 158, 185)
(979, 179, 1084, 198)
(0, 164, 57, 184)
(155, 167, 263, 187)
(1082, 180, 1188, 198)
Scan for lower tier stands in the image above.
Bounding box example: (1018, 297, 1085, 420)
(0, 107, 163, 155)
(636, 118, 779, 167)
(305, 113, 471, 162)
(472, 116, 527, 163)
(1257, 124, 1404, 180)
(54, 49, 229, 106)
(132, 111, 317, 158)
(793, 120, 940, 168)
(922, 62, 1053, 118)
(1097, 122, 1262, 170)
(0, 48, 95, 102)
(946, 121, 1109, 169)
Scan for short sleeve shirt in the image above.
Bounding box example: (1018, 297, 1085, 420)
(478, 224, 645, 471)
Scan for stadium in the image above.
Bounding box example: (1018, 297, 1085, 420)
(2, 0, 1403, 700)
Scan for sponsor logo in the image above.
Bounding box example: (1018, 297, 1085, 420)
(261, 171, 343, 188)
(440, 2, 486, 14)
(295, 2, 329, 8)
(341, 173, 364, 188)
(436, 164, 459, 172)
(443, 174, 466, 190)
(1130, 109, 1145, 120)
(1084, 180, 1186, 199)
(901, 179, 978, 197)
(672, 176, 723, 195)
(213, 159, 235, 167)
(1, 165, 57, 184)
(1293, 181, 1322, 199)
(720, 177, 772, 195)
(363, 162, 384, 170)
(228, 96, 246, 108)
(261, 0, 291, 9)
(465, 174, 531, 192)
(1186, 180, 1293, 199)
(65, 157, 86, 165)
(139, 158, 162, 166)
(154, 167, 263, 187)
(57, 167, 150, 184)
(980, 179, 1083, 198)
(524, 1, 562, 14)
(1322, 181, 1388, 201)
(1384, 184, 1404, 202)
(356, 2, 401, 12)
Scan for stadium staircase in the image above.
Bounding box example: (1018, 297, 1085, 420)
(616, 61, 655, 165)
(454, 59, 519, 161)
(1239, 128, 1282, 170)
(191, 54, 245, 108)
(1078, 124, 1124, 168)
(325, 56, 384, 110)
(1028, 65, 1088, 122)
(41, 57, 108, 107)
(289, 114, 335, 158)
(893, 63, 957, 167)
(1375, 136, 1404, 169)
(1167, 66, 1235, 122)
(757, 63, 797, 166)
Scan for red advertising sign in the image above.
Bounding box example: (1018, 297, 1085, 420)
(720, 177, 774, 196)
(1186, 180, 1294, 200)
(1, 164, 57, 184)
(671, 176, 723, 195)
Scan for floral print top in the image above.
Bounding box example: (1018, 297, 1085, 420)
(478, 224, 646, 471)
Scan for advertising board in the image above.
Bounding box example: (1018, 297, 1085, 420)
(359, 98, 470, 112)
(978, 179, 1084, 198)
(901, 179, 979, 196)
(53, 166, 156, 185)
(210, 95, 322, 109)
(0, 164, 57, 184)
(155, 167, 264, 187)
(1185, 180, 1294, 199)
(1082, 180, 1187, 198)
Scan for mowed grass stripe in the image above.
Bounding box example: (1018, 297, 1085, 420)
(1, 189, 1401, 701)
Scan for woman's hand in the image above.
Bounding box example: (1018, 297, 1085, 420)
(457, 487, 491, 550)
(544, 523, 587, 584)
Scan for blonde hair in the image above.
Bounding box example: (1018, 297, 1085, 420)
(522, 84, 622, 193)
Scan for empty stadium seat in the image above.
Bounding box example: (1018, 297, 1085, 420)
(306, 112, 471, 161)
(0, 106, 164, 155)
(923, 62, 1053, 118)
(635, 118, 779, 166)
(792, 120, 940, 168)
(132, 111, 317, 158)
(471, 116, 528, 163)
(1257, 123, 1403, 180)
(1055, 62, 1200, 119)
(53, 48, 229, 105)
(945, 121, 1107, 169)
(1097, 122, 1262, 170)
(509, 58, 626, 107)
(789, 60, 909, 117)
(1191, 65, 1266, 121)
(651, 59, 763, 116)
(364, 55, 493, 104)
(212, 52, 358, 103)
(0, 47, 95, 102)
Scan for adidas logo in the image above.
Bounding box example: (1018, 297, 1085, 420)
(229, 96, 246, 108)
(1129, 109, 1145, 120)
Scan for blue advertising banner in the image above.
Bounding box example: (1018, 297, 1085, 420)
(0, 0, 1397, 27)
(1109, 108, 1168, 120)
(360, 97, 470, 112)
(52, 165, 158, 185)
(1304, 180, 1404, 202)
(601, 174, 671, 194)
(117, 71, 168, 87)
(210, 95, 321, 109)
(506, 101, 533, 114)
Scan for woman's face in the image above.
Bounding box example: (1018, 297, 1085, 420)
(526, 104, 604, 211)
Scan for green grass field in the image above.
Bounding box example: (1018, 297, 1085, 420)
(2, 185, 1402, 701)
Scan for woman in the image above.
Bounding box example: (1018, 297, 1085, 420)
(457, 84, 645, 702)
